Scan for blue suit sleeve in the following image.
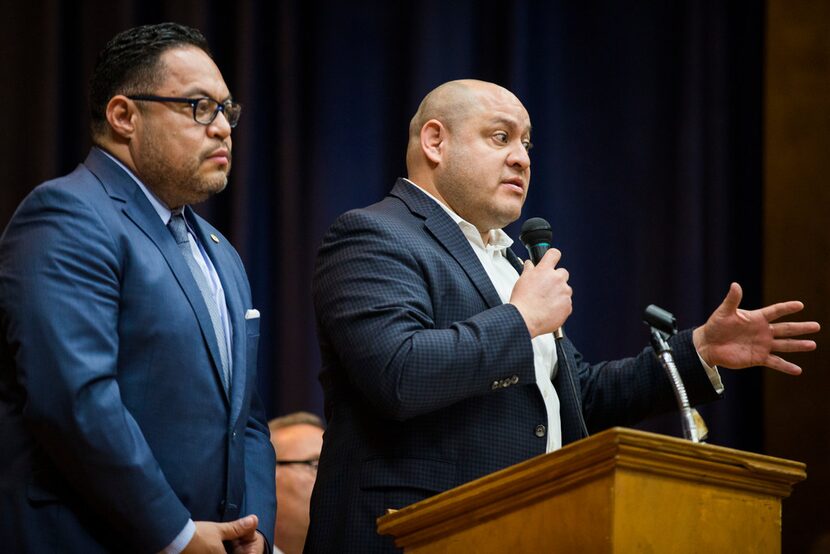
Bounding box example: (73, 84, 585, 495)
(0, 185, 190, 552)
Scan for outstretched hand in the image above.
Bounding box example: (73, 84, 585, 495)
(692, 283, 820, 374)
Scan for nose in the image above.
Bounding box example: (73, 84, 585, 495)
(507, 141, 531, 171)
(207, 110, 232, 139)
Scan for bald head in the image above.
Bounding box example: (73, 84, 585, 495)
(406, 79, 522, 174)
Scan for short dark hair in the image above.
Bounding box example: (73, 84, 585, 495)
(89, 22, 211, 138)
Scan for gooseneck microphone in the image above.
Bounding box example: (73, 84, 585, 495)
(519, 217, 589, 438)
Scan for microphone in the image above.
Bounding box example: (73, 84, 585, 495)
(520, 217, 563, 339)
(519, 217, 552, 266)
(520, 217, 589, 438)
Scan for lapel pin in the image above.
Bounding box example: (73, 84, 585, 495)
(210, 233, 220, 244)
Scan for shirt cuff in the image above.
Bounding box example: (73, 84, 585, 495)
(159, 519, 195, 554)
(697, 351, 725, 394)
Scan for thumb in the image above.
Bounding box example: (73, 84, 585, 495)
(719, 282, 743, 313)
(218, 515, 258, 540)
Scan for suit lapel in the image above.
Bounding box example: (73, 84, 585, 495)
(390, 180, 503, 309)
(84, 149, 230, 404)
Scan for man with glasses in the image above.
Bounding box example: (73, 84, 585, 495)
(268, 412, 324, 554)
(0, 23, 274, 553)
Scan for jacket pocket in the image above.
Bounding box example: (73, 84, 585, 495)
(359, 456, 455, 493)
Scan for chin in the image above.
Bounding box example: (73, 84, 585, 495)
(498, 206, 523, 227)
(202, 174, 229, 193)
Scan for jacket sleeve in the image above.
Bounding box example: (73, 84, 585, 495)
(0, 185, 190, 552)
(569, 329, 722, 432)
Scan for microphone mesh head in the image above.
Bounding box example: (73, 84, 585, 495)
(520, 217, 552, 247)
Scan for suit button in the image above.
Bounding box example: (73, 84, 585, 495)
(232, 431, 237, 439)
(510, 375, 519, 384)
(491, 381, 500, 390)
(535, 424, 546, 438)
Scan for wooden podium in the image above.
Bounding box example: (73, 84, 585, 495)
(377, 427, 805, 553)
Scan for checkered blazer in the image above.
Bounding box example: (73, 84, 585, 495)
(304, 179, 719, 553)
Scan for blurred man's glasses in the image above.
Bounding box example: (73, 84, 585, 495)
(276, 459, 319, 471)
(128, 94, 242, 127)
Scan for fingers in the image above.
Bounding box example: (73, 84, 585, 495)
(219, 515, 258, 540)
(763, 354, 803, 376)
(770, 321, 821, 337)
(760, 300, 806, 322)
(536, 248, 562, 268)
(770, 339, 818, 353)
(719, 282, 743, 313)
(230, 533, 266, 554)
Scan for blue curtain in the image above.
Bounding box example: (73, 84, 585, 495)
(0, 1, 763, 451)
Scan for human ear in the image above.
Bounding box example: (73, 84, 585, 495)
(420, 119, 445, 164)
(105, 95, 138, 139)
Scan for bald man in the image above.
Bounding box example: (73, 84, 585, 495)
(305, 80, 818, 553)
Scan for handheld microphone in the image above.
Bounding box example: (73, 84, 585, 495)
(520, 217, 589, 438)
(520, 217, 563, 339)
(519, 217, 552, 266)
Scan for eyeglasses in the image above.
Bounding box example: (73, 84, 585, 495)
(127, 94, 242, 128)
(276, 459, 319, 471)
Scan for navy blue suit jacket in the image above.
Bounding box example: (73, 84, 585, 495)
(305, 179, 719, 553)
(0, 149, 275, 552)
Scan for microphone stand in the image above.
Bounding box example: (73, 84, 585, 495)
(644, 305, 700, 443)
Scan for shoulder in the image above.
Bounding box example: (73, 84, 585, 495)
(324, 193, 436, 249)
(334, 194, 412, 227)
(15, 164, 109, 214)
(3, 164, 119, 252)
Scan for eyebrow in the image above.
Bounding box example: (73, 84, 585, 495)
(180, 87, 233, 103)
(490, 117, 532, 135)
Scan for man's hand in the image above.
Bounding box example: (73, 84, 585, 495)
(230, 529, 266, 554)
(510, 248, 572, 338)
(693, 282, 820, 374)
(182, 515, 260, 554)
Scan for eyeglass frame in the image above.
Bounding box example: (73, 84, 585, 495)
(127, 94, 242, 128)
(276, 459, 319, 470)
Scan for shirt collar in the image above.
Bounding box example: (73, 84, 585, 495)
(95, 147, 174, 225)
(403, 178, 513, 251)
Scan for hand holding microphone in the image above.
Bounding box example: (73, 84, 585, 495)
(509, 217, 572, 338)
